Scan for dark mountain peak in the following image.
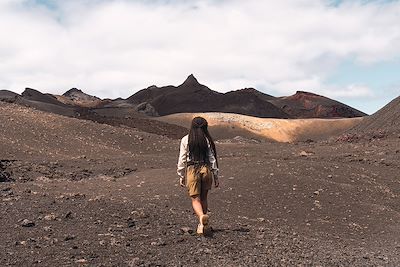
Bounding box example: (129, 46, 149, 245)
(21, 87, 67, 107)
(181, 74, 200, 87)
(63, 88, 83, 96)
(62, 88, 100, 101)
(22, 87, 42, 97)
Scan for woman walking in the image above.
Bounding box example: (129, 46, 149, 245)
(177, 117, 219, 235)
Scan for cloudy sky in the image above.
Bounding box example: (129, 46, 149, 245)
(1, 0, 399, 114)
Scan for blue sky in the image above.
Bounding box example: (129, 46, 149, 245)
(1, 0, 399, 114)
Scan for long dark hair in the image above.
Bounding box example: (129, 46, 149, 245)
(188, 117, 218, 166)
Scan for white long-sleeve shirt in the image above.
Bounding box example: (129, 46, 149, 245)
(177, 135, 219, 179)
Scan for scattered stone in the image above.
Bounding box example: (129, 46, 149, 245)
(110, 238, 121, 246)
(256, 233, 265, 239)
(314, 200, 322, 209)
(0, 170, 11, 182)
(65, 211, 73, 219)
(21, 219, 35, 227)
(44, 213, 58, 221)
(299, 151, 314, 157)
(151, 239, 166, 246)
(75, 259, 87, 264)
(127, 217, 136, 228)
(180, 227, 193, 235)
(64, 235, 75, 241)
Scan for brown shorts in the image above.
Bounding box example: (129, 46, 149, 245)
(186, 165, 213, 197)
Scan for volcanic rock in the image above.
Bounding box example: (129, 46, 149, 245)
(135, 102, 158, 116)
(21, 219, 35, 227)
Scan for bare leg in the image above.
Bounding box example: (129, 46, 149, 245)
(200, 189, 209, 214)
(191, 196, 204, 218)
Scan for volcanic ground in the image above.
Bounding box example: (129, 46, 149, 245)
(0, 101, 399, 266)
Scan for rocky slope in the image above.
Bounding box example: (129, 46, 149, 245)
(1, 89, 183, 139)
(351, 95, 400, 133)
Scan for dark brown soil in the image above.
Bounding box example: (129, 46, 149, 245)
(0, 102, 399, 266)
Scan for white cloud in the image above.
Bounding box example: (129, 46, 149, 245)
(0, 0, 399, 101)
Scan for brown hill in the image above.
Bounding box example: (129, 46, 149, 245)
(0, 102, 163, 160)
(351, 95, 400, 134)
(15, 88, 76, 117)
(269, 91, 367, 118)
(0, 90, 19, 102)
(0, 101, 178, 182)
(1, 89, 184, 139)
(21, 88, 68, 107)
(128, 74, 290, 118)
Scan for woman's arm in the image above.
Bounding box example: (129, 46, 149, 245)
(177, 136, 188, 179)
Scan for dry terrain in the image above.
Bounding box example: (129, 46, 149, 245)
(0, 102, 399, 266)
(157, 113, 363, 142)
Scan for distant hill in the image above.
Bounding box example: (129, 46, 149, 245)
(269, 91, 367, 118)
(0, 88, 185, 138)
(16, 88, 76, 117)
(55, 88, 102, 108)
(128, 74, 290, 118)
(0, 90, 19, 102)
(128, 75, 366, 119)
(1, 75, 367, 121)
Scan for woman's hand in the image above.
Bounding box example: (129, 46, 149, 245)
(214, 177, 220, 188)
(179, 177, 186, 187)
